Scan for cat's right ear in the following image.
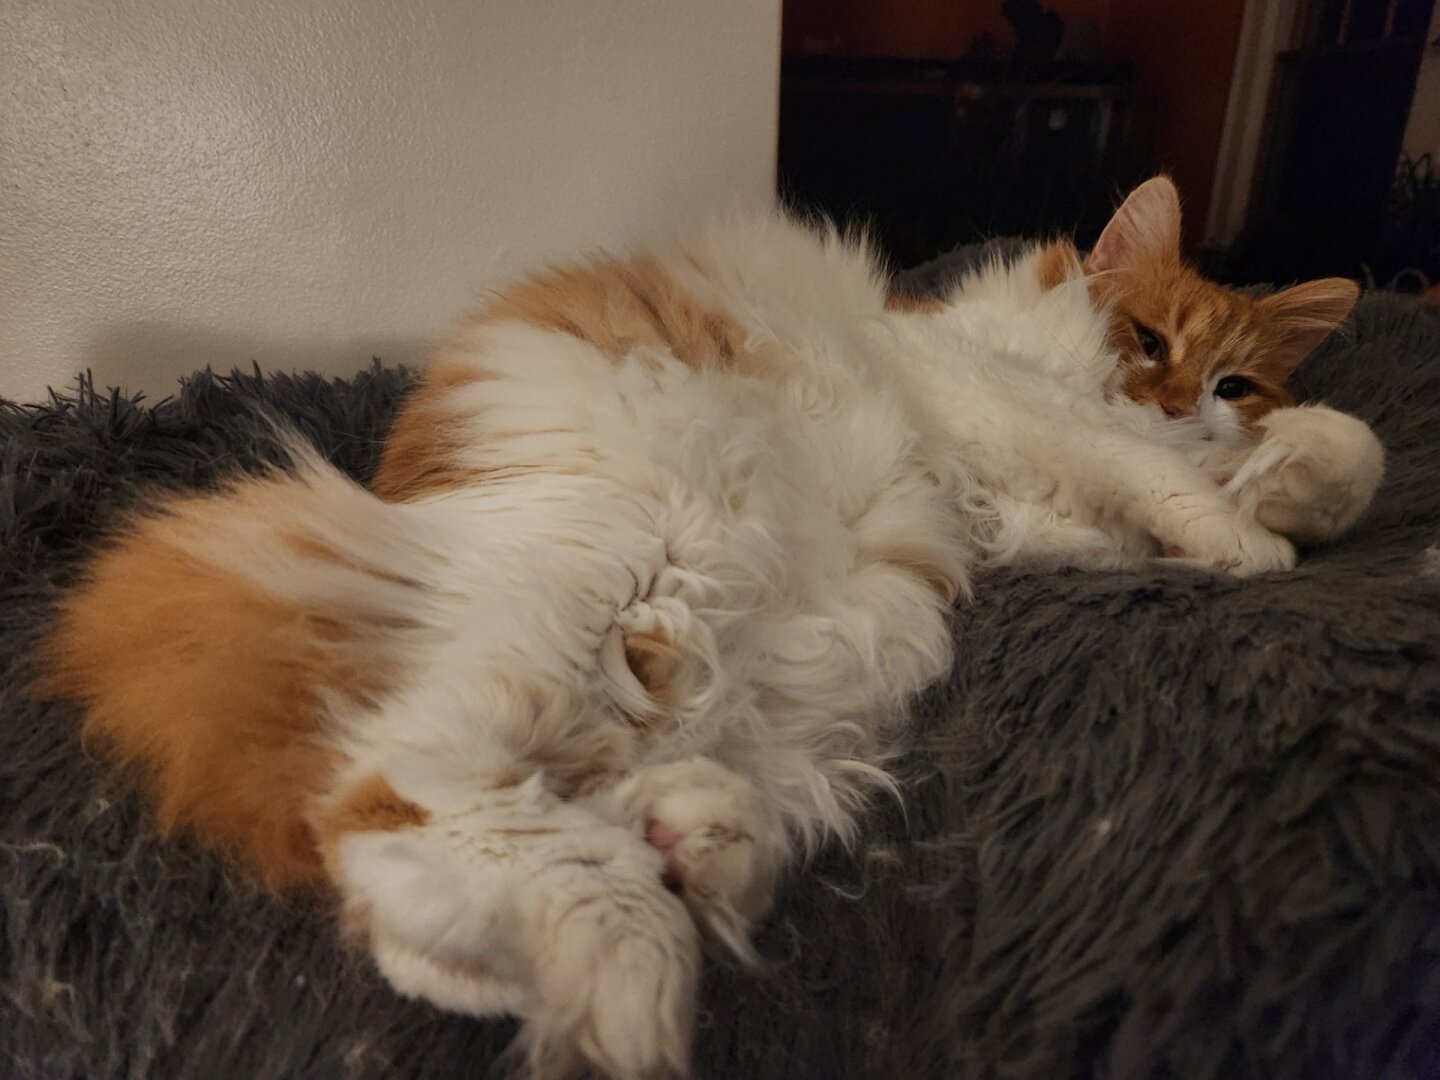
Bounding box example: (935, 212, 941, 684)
(1084, 176, 1182, 274)
(1255, 277, 1360, 376)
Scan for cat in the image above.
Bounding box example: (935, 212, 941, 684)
(38, 210, 1337, 1079)
(1081, 176, 1384, 544)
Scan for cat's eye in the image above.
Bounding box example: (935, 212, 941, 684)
(1133, 323, 1164, 360)
(1214, 376, 1251, 400)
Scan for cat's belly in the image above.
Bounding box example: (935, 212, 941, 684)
(600, 379, 960, 825)
(392, 344, 962, 831)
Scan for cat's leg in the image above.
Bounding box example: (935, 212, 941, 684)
(582, 757, 786, 964)
(1222, 405, 1385, 545)
(36, 438, 702, 1078)
(591, 471, 961, 944)
(322, 768, 699, 1080)
(976, 407, 1297, 575)
(1101, 445, 1296, 574)
(572, 475, 964, 964)
(982, 491, 1155, 570)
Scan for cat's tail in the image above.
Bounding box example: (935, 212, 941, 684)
(30, 436, 438, 889)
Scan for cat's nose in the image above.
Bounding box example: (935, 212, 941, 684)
(1160, 400, 1195, 418)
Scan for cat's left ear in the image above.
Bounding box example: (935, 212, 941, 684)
(1084, 176, 1182, 274)
(1256, 278, 1360, 376)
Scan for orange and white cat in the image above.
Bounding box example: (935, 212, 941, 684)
(36, 194, 1375, 1078)
(1083, 176, 1384, 543)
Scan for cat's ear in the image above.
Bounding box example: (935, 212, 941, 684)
(1256, 278, 1360, 376)
(1084, 176, 1182, 274)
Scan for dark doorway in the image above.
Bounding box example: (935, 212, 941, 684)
(1227, 0, 1438, 286)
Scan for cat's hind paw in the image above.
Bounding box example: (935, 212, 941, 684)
(523, 867, 699, 1080)
(333, 778, 701, 1080)
(590, 757, 785, 964)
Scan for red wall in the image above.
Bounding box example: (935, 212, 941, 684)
(1104, 0, 1248, 250)
(783, 0, 1115, 59)
(782, 0, 1248, 251)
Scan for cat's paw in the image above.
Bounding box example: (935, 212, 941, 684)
(334, 781, 699, 1080)
(1159, 502, 1296, 576)
(1226, 405, 1385, 544)
(590, 757, 784, 962)
(524, 851, 699, 1080)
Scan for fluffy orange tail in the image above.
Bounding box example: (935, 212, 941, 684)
(32, 473, 401, 890)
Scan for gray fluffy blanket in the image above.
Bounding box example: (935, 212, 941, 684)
(3, 260, 1440, 1079)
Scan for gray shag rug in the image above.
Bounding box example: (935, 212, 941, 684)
(4, 254, 1440, 1079)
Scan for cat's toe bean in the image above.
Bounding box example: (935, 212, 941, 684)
(596, 757, 785, 959)
(644, 819, 686, 892)
(646, 818, 683, 853)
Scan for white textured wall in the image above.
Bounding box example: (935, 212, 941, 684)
(0, 0, 781, 403)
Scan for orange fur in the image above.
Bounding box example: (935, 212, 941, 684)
(314, 776, 430, 936)
(1092, 269, 1303, 425)
(624, 630, 679, 711)
(33, 481, 401, 890)
(318, 775, 428, 841)
(1083, 177, 1358, 430)
(372, 363, 496, 501)
(874, 542, 963, 603)
(372, 257, 758, 503)
(1034, 239, 1084, 291)
(884, 291, 945, 314)
(479, 255, 755, 374)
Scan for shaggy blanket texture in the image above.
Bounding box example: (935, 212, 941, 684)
(3, 258, 1440, 1079)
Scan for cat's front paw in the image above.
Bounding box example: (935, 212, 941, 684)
(590, 757, 784, 963)
(1159, 503, 1296, 577)
(1227, 405, 1385, 544)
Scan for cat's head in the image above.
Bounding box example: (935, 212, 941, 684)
(1084, 176, 1358, 441)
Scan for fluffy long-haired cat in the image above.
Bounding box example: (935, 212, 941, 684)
(1081, 176, 1383, 543)
(34, 186, 1381, 1077)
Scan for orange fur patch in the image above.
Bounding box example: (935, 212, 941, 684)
(319, 775, 428, 838)
(372, 256, 759, 502)
(1034, 239, 1084, 290)
(884, 290, 945, 315)
(1082, 177, 1356, 430)
(877, 542, 963, 604)
(32, 483, 401, 890)
(624, 630, 679, 711)
(1090, 266, 1299, 428)
(371, 363, 495, 501)
(479, 255, 756, 375)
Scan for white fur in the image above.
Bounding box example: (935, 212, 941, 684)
(1225, 404, 1386, 544)
(174, 214, 1376, 1078)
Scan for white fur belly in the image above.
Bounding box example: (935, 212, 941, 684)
(588, 364, 959, 836)
(386, 324, 960, 836)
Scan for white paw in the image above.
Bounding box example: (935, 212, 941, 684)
(335, 780, 699, 1080)
(590, 757, 784, 963)
(1227, 405, 1385, 544)
(1159, 501, 1296, 577)
(524, 848, 699, 1080)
